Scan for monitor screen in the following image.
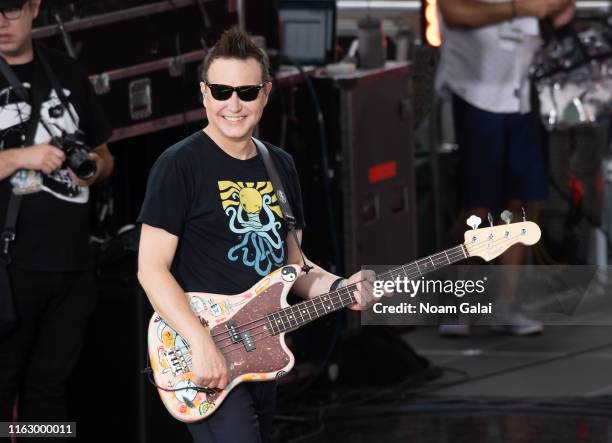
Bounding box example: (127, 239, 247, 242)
(279, 2, 336, 65)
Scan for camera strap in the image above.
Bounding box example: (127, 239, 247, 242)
(252, 137, 312, 274)
(35, 44, 79, 128)
(0, 55, 46, 259)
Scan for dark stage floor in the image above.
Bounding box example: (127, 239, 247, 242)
(291, 412, 611, 443)
(272, 325, 612, 442)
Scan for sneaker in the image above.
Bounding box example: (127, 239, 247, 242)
(438, 324, 471, 336)
(491, 311, 543, 336)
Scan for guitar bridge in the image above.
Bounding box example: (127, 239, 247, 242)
(163, 346, 190, 376)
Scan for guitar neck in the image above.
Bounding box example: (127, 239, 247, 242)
(268, 244, 468, 334)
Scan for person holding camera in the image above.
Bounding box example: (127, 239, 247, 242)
(0, 0, 113, 424)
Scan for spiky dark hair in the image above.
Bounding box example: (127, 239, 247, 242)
(201, 27, 270, 83)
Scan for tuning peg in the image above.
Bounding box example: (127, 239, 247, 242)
(487, 213, 494, 227)
(522, 207, 526, 222)
(500, 210, 513, 224)
(466, 215, 482, 230)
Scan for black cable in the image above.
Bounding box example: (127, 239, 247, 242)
(284, 407, 327, 443)
(270, 71, 289, 149)
(275, 399, 612, 442)
(270, 51, 343, 276)
(413, 340, 612, 398)
(194, 0, 212, 30)
(277, 310, 344, 401)
(265, 53, 345, 395)
(320, 396, 612, 419)
(273, 338, 612, 433)
(274, 391, 612, 440)
(273, 373, 442, 442)
(276, 364, 446, 423)
(141, 354, 217, 395)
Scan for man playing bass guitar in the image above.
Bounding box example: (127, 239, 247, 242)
(137, 27, 375, 443)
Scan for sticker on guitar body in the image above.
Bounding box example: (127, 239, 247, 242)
(148, 265, 301, 421)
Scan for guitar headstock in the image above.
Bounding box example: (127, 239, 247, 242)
(463, 220, 541, 262)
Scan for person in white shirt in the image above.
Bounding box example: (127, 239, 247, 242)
(436, 0, 575, 336)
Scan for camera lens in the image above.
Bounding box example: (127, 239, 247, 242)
(75, 159, 97, 180)
(67, 148, 97, 180)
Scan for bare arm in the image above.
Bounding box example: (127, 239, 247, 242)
(0, 149, 23, 180)
(0, 142, 113, 184)
(138, 224, 205, 350)
(91, 143, 114, 182)
(137, 224, 228, 388)
(286, 229, 340, 299)
(0, 144, 65, 181)
(552, 0, 575, 28)
(439, 0, 513, 28)
(286, 229, 375, 310)
(439, 0, 570, 29)
(69, 142, 115, 187)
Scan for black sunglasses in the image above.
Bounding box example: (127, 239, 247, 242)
(205, 82, 267, 102)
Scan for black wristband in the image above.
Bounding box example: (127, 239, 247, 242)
(330, 277, 345, 291)
(511, 0, 517, 19)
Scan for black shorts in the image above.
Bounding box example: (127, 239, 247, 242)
(452, 94, 549, 210)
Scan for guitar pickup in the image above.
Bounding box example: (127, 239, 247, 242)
(226, 322, 241, 343)
(240, 332, 256, 352)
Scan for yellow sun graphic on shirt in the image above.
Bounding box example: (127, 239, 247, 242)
(218, 180, 285, 276)
(219, 181, 282, 218)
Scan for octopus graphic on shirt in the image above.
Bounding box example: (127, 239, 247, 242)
(218, 180, 285, 276)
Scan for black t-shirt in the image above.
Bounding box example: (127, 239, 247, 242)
(0, 47, 112, 271)
(138, 131, 306, 294)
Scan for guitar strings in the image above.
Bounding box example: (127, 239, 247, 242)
(217, 245, 468, 353)
(209, 232, 525, 350)
(150, 230, 535, 394)
(197, 231, 532, 356)
(212, 285, 356, 349)
(212, 244, 468, 344)
(207, 285, 355, 340)
(178, 289, 356, 356)
(181, 232, 534, 393)
(208, 248, 463, 344)
(217, 292, 357, 355)
(212, 261, 449, 354)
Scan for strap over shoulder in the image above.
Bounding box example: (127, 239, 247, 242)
(252, 137, 312, 273)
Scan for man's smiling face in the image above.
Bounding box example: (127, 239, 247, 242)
(200, 57, 271, 145)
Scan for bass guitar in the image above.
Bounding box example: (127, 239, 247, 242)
(147, 218, 541, 422)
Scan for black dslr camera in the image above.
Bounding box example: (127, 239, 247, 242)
(52, 130, 97, 181)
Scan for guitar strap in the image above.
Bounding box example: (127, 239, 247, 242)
(0, 52, 47, 258)
(35, 43, 80, 128)
(253, 137, 312, 274)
